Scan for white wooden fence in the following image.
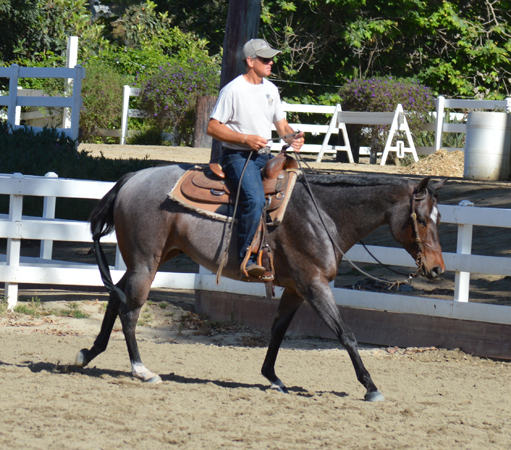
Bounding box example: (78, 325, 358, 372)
(426, 96, 511, 153)
(100, 85, 172, 144)
(270, 97, 511, 164)
(0, 64, 84, 141)
(1, 172, 511, 327)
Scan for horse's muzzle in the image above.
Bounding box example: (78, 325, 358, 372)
(422, 264, 445, 280)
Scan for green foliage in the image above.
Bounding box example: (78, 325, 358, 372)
(2, 1, 220, 144)
(259, 0, 511, 99)
(79, 62, 125, 142)
(0, 122, 80, 176)
(127, 126, 165, 146)
(5, 0, 103, 64)
(154, 0, 228, 56)
(59, 302, 89, 318)
(137, 58, 220, 145)
(338, 76, 435, 156)
(0, 296, 7, 316)
(95, 2, 216, 79)
(339, 76, 434, 126)
(0, 122, 156, 219)
(14, 297, 42, 317)
(0, 122, 155, 180)
(0, 0, 39, 63)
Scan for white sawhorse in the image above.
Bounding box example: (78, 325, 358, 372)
(316, 104, 418, 165)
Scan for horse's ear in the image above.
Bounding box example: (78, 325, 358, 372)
(432, 178, 447, 191)
(415, 177, 431, 194)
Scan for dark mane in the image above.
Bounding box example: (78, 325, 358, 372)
(299, 173, 411, 188)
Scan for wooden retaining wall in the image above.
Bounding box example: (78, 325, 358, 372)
(195, 290, 511, 360)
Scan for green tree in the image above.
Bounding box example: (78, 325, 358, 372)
(259, 0, 511, 99)
(154, 0, 228, 56)
(0, 0, 39, 63)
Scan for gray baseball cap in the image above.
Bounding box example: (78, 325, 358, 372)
(242, 39, 281, 60)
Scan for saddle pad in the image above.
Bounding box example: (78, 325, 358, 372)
(168, 165, 300, 224)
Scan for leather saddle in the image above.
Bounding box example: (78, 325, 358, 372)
(169, 152, 300, 224)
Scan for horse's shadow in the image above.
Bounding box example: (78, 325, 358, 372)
(21, 361, 348, 397)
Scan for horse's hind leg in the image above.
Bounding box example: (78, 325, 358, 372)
(76, 274, 127, 367)
(261, 289, 304, 393)
(118, 269, 161, 384)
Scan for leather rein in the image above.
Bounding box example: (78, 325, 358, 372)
(292, 150, 428, 290)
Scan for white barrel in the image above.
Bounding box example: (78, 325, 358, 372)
(464, 111, 511, 181)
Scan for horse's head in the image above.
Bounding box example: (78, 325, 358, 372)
(391, 177, 446, 280)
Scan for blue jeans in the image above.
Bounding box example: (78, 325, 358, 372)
(221, 150, 271, 263)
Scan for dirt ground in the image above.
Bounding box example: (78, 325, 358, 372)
(2, 144, 511, 449)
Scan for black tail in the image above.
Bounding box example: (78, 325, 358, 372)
(90, 172, 137, 304)
(90, 172, 136, 241)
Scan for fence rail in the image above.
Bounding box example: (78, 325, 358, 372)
(1, 172, 511, 328)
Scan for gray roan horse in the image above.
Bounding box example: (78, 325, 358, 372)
(76, 163, 446, 402)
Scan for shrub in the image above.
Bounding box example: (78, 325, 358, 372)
(79, 62, 126, 143)
(127, 126, 165, 146)
(137, 58, 220, 146)
(0, 122, 156, 219)
(338, 77, 435, 162)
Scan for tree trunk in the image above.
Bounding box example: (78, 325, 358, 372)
(210, 0, 262, 161)
(193, 95, 218, 148)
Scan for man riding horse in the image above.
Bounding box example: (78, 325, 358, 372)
(207, 38, 305, 278)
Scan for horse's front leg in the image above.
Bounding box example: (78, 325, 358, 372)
(305, 281, 384, 402)
(261, 288, 304, 393)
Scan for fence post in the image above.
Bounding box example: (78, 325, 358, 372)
(435, 96, 445, 151)
(70, 65, 85, 141)
(63, 36, 79, 129)
(14, 86, 22, 125)
(120, 85, 131, 145)
(40, 172, 58, 260)
(7, 64, 20, 128)
(453, 200, 474, 302)
(5, 173, 23, 309)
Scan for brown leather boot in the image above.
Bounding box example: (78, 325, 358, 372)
(245, 263, 265, 278)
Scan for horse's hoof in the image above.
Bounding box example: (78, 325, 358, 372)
(271, 382, 289, 394)
(364, 390, 385, 402)
(145, 375, 162, 384)
(75, 349, 90, 368)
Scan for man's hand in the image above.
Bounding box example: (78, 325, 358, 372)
(284, 131, 305, 153)
(246, 134, 270, 151)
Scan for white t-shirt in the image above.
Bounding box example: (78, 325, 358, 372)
(210, 75, 286, 150)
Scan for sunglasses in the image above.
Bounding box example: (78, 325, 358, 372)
(256, 57, 274, 64)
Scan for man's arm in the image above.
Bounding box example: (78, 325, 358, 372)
(207, 119, 269, 151)
(274, 118, 305, 152)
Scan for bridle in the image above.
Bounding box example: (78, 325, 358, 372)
(409, 188, 428, 274)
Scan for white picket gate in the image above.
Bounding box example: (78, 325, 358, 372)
(1, 172, 511, 328)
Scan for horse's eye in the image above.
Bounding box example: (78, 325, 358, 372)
(418, 218, 427, 226)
